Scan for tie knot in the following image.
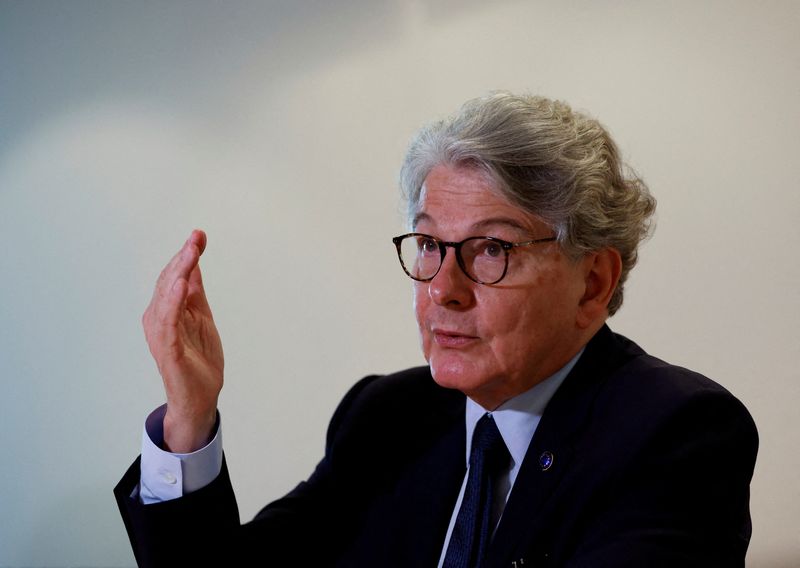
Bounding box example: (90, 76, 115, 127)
(471, 413, 510, 472)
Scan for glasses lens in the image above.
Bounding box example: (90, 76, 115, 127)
(399, 235, 441, 280)
(461, 238, 507, 283)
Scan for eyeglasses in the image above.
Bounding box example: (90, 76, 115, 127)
(392, 233, 557, 285)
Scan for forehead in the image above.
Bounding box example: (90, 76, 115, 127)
(414, 164, 543, 235)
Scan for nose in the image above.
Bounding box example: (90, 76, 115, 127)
(428, 250, 475, 308)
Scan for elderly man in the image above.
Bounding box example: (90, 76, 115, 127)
(115, 93, 758, 567)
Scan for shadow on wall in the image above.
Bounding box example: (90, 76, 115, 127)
(0, 0, 513, 160)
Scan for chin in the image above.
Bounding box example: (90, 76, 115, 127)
(428, 352, 487, 394)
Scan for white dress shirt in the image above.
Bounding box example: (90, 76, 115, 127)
(138, 404, 223, 504)
(436, 349, 581, 567)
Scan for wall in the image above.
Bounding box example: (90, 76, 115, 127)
(1, 1, 797, 566)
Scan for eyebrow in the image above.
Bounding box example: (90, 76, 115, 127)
(413, 213, 536, 236)
(411, 212, 432, 228)
(472, 217, 534, 234)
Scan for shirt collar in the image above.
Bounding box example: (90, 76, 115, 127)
(464, 347, 584, 467)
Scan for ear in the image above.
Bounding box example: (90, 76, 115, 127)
(576, 248, 622, 329)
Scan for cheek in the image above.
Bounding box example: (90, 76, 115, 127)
(478, 280, 563, 351)
(478, 286, 539, 334)
(412, 282, 427, 320)
(412, 283, 432, 350)
(481, 301, 535, 364)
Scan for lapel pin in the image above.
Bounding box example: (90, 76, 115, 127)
(539, 451, 554, 471)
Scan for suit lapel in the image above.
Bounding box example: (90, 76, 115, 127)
(377, 382, 467, 567)
(397, 411, 466, 565)
(486, 326, 634, 567)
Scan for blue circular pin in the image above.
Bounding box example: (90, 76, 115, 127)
(539, 451, 554, 471)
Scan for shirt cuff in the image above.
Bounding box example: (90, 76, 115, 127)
(139, 403, 223, 505)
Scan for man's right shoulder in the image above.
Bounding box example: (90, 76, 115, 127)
(341, 365, 461, 412)
(325, 365, 464, 451)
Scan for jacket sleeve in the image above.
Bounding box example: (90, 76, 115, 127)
(113, 374, 382, 567)
(114, 455, 240, 567)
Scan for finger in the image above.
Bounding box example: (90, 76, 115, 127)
(170, 230, 206, 292)
(149, 277, 188, 370)
(148, 235, 201, 328)
(188, 261, 204, 290)
(188, 229, 207, 256)
(174, 237, 202, 283)
(187, 230, 207, 291)
(155, 235, 201, 300)
(142, 273, 188, 361)
(185, 231, 212, 312)
(165, 276, 190, 327)
(186, 262, 213, 314)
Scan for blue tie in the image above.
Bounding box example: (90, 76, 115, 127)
(443, 413, 511, 568)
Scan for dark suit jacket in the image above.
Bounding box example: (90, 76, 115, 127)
(115, 326, 758, 567)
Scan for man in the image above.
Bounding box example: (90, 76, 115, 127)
(115, 93, 758, 567)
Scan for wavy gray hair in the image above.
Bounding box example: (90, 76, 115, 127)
(399, 92, 656, 315)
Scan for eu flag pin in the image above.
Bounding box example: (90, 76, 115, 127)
(539, 451, 554, 471)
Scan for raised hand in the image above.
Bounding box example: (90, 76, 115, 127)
(142, 230, 224, 453)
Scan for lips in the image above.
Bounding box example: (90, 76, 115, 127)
(432, 328, 479, 348)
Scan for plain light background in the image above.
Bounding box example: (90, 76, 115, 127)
(1, 1, 798, 566)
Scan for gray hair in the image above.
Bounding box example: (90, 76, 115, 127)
(399, 92, 656, 315)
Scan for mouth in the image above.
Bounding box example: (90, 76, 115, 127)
(431, 328, 479, 348)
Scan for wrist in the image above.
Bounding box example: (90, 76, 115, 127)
(163, 407, 217, 453)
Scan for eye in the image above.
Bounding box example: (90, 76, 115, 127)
(418, 236, 439, 255)
(480, 240, 504, 258)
